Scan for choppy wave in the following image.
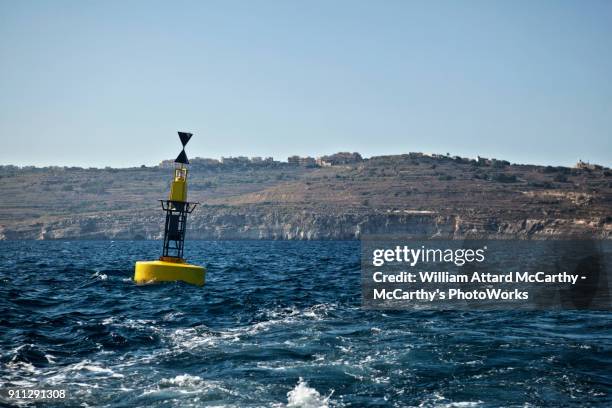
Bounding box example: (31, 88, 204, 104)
(0, 241, 611, 407)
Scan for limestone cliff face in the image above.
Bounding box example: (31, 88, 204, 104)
(186, 209, 609, 239)
(187, 210, 456, 240)
(2, 207, 608, 240)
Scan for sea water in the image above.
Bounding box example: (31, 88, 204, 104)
(0, 241, 610, 407)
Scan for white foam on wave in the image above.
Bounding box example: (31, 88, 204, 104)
(419, 392, 483, 408)
(72, 360, 121, 376)
(169, 326, 222, 350)
(92, 271, 108, 280)
(144, 374, 238, 398)
(6, 361, 40, 375)
(149, 303, 343, 356)
(101, 317, 115, 325)
(46, 359, 124, 385)
(162, 311, 185, 321)
(159, 374, 204, 387)
(286, 378, 333, 408)
(11, 344, 29, 353)
(9, 303, 348, 397)
(166, 306, 305, 351)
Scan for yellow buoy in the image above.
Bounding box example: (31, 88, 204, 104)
(134, 260, 205, 286)
(133, 131, 206, 286)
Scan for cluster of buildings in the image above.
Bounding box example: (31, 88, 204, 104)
(159, 152, 363, 169)
(317, 152, 363, 166)
(575, 160, 604, 171)
(280, 152, 365, 167)
(219, 156, 275, 165)
(159, 156, 275, 168)
(410, 152, 511, 167)
(287, 156, 317, 167)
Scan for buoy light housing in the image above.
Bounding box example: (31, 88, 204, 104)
(133, 132, 206, 286)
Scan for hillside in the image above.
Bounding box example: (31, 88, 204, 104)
(0, 153, 610, 240)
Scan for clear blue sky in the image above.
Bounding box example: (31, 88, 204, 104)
(1, 0, 610, 167)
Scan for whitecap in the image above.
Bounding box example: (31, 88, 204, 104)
(159, 374, 204, 387)
(101, 317, 115, 325)
(64, 359, 124, 378)
(6, 361, 40, 375)
(418, 392, 483, 408)
(149, 374, 239, 398)
(286, 378, 333, 408)
(92, 271, 107, 280)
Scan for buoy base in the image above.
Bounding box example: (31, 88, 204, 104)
(134, 259, 205, 286)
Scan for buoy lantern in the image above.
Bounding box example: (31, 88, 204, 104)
(134, 131, 206, 286)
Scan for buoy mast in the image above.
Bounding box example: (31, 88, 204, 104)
(133, 131, 206, 286)
(160, 132, 197, 262)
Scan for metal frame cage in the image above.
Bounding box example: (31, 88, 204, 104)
(160, 200, 198, 259)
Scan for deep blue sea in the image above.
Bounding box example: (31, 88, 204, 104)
(1, 241, 611, 407)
